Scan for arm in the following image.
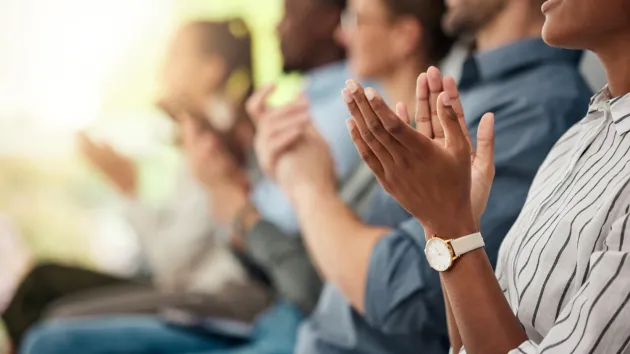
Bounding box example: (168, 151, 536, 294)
(204, 180, 323, 316)
(341, 74, 528, 353)
(235, 206, 324, 315)
(288, 183, 389, 313)
(443, 284, 462, 353)
(457, 213, 630, 354)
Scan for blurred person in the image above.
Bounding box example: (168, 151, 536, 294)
(250, 0, 594, 354)
(247, 0, 364, 237)
(341, 0, 630, 352)
(15, 0, 363, 348)
(3, 19, 271, 350)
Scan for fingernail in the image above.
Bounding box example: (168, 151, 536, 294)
(442, 94, 452, 106)
(365, 88, 376, 101)
(345, 119, 353, 130)
(341, 89, 352, 103)
(346, 80, 358, 93)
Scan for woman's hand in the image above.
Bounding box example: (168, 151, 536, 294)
(180, 116, 250, 226)
(343, 67, 495, 238)
(78, 133, 137, 197)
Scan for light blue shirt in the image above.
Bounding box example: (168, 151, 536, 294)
(297, 39, 593, 354)
(251, 61, 361, 236)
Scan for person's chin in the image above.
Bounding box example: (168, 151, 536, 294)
(542, 21, 579, 49)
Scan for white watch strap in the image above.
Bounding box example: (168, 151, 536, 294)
(450, 232, 484, 257)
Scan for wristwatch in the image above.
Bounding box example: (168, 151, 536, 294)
(425, 232, 484, 271)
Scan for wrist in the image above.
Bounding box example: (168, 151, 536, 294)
(209, 183, 249, 224)
(428, 215, 479, 240)
(231, 202, 260, 248)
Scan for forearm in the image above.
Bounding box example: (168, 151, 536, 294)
(290, 185, 389, 312)
(243, 218, 322, 315)
(442, 247, 526, 354)
(442, 282, 462, 353)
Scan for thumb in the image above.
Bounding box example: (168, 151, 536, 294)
(474, 113, 495, 171)
(246, 83, 276, 124)
(436, 92, 469, 153)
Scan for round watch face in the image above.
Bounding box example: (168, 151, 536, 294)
(425, 238, 453, 271)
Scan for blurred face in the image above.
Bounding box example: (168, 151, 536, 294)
(161, 26, 225, 116)
(442, 0, 505, 37)
(278, 0, 340, 72)
(541, 0, 630, 50)
(342, 0, 415, 79)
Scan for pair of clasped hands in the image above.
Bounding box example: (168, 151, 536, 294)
(250, 66, 495, 241)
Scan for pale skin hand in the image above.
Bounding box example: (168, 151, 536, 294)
(179, 116, 251, 247)
(248, 84, 311, 180)
(78, 133, 137, 197)
(344, 67, 527, 354)
(250, 85, 387, 313)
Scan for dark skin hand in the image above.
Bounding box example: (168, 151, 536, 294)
(344, 67, 528, 354)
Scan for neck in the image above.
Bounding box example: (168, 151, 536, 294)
(476, 2, 545, 52)
(381, 57, 430, 112)
(594, 31, 630, 97)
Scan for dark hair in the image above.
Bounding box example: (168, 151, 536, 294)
(384, 0, 455, 63)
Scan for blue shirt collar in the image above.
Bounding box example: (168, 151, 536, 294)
(303, 61, 349, 97)
(459, 37, 583, 88)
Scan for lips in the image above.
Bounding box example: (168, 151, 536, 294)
(541, 0, 562, 14)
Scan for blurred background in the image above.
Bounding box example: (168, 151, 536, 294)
(0, 0, 299, 347)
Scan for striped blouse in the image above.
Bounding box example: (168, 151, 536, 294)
(461, 87, 630, 353)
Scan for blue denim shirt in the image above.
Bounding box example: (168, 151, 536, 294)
(251, 62, 361, 236)
(296, 38, 593, 354)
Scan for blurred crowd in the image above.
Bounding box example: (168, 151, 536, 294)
(2, 0, 630, 353)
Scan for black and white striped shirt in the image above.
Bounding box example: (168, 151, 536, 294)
(461, 87, 630, 353)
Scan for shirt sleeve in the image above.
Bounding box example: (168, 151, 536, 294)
(123, 169, 220, 288)
(244, 220, 323, 315)
(363, 217, 447, 336)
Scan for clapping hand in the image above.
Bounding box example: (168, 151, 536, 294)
(343, 67, 495, 238)
(180, 115, 250, 226)
(247, 84, 311, 181)
(78, 133, 137, 197)
(248, 85, 335, 200)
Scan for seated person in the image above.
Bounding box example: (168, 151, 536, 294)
(3, 19, 270, 350)
(250, 0, 592, 352)
(16, 0, 362, 351)
(342, 0, 630, 352)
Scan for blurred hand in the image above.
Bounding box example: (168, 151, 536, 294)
(78, 133, 137, 197)
(248, 85, 311, 179)
(180, 116, 249, 226)
(275, 125, 337, 200)
(343, 66, 495, 239)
